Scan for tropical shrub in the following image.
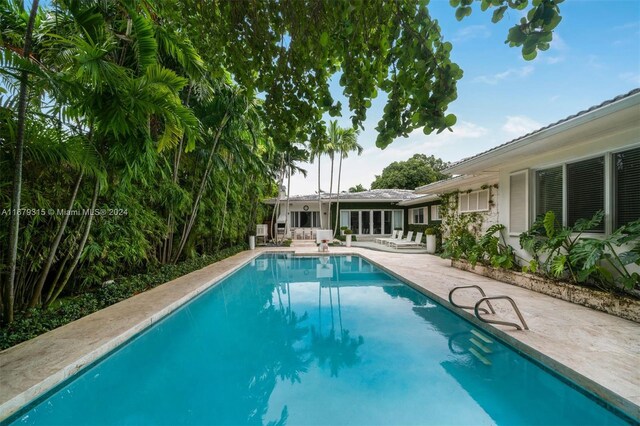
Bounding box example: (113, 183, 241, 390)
(519, 211, 639, 292)
(442, 224, 518, 270)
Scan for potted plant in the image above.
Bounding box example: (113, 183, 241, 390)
(340, 226, 349, 236)
(344, 229, 353, 247)
(425, 227, 436, 254)
(248, 230, 256, 250)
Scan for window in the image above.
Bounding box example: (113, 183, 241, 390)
(430, 205, 441, 221)
(535, 157, 605, 233)
(290, 211, 320, 227)
(615, 147, 640, 228)
(412, 208, 425, 224)
(509, 171, 528, 233)
(459, 190, 489, 213)
(535, 166, 563, 222)
(567, 156, 604, 232)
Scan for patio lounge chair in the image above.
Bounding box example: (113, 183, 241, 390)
(375, 230, 399, 245)
(386, 231, 413, 247)
(389, 232, 423, 249)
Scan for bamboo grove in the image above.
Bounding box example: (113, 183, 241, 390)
(1, 0, 563, 324)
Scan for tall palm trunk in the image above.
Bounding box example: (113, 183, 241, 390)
(173, 113, 229, 262)
(328, 152, 335, 232)
(333, 153, 344, 235)
(217, 176, 231, 249)
(284, 160, 292, 238)
(270, 157, 285, 243)
(317, 155, 322, 228)
(28, 170, 83, 308)
(45, 178, 99, 308)
(5, 0, 40, 323)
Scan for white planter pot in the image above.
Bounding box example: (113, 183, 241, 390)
(346, 234, 352, 247)
(249, 235, 256, 250)
(426, 235, 436, 254)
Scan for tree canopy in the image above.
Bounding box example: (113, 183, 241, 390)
(157, 0, 563, 149)
(370, 154, 449, 190)
(348, 184, 368, 193)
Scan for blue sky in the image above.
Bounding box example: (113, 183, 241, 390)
(289, 0, 640, 195)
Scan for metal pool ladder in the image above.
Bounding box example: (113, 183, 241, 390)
(448, 285, 529, 331)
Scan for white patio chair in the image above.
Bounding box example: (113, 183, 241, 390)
(375, 230, 399, 245)
(390, 232, 423, 249)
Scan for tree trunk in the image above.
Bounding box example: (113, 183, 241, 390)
(28, 170, 83, 308)
(284, 158, 292, 239)
(4, 0, 40, 324)
(333, 153, 344, 236)
(173, 113, 229, 262)
(45, 178, 99, 308)
(270, 157, 285, 242)
(328, 153, 334, 232)
(217, 176, 231, 249)
(317, 156, 322, 228)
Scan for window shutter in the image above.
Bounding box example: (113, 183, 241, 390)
(536, 166, 563, 222)
(477, 190, 489, 211)
(459, 193, 469, 212)
(510, 172, 527, 233)
(567, 157, 604, 232)
(615, 147, 640, 228)
(408, 210, 413, 224)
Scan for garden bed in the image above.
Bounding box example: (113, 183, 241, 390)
(451, 259, 640, 323)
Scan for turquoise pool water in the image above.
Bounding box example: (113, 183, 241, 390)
(7, 254, 630, 425)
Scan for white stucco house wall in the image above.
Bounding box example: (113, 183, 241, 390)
(415, 88, 640, 259)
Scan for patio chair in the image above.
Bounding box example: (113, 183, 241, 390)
(390, 231, 412, 246)
(389, 232, 423, 249)
(375, 230, 399, 245)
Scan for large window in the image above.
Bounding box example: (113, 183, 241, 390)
(535, 166, 563, 222)
(290, 211, 320, 227)
(615, 147, 640, 228)
(535, 156, 608, 233)
(567, 156, 604, 231)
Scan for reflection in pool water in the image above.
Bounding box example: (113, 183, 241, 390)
(11, 254, 629, 425)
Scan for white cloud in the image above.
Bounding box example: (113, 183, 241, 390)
(549, 95, 561, 103)
(619, 72, 640, 85)
(502, 116, 542, 138)
(287, 120, 490, 195)
(551, 33, 568, 51)
(475, 65, 534, 85)
(453, 25, 490, 42)
(543, 55, 564, 65)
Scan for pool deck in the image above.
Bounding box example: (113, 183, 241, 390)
(1, 246, 638, 421)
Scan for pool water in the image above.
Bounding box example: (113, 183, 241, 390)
(8, 254, 630, 425)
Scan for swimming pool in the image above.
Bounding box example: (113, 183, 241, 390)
(6, 254, 631, 425)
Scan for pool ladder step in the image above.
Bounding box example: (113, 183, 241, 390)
(448, 285, 529, 331)
(468, 329, 494, 365)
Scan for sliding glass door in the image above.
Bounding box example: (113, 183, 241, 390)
(340, 209, 403, 235)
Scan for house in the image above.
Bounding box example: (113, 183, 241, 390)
(265, 189, 442, 239)
(415, 88, 640, 257)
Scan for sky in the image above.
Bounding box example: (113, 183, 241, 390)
(288, 0, 640, 195)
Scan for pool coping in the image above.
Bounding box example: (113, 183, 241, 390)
(1, 248, 638, 422)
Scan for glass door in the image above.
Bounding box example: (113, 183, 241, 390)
(361, 210, 371, 234)
(383, 211, 392, 234)
(372, 211, 382, 234)
(350, 211, 360, 234)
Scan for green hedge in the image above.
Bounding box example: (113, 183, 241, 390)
(0, 245, 247, 350)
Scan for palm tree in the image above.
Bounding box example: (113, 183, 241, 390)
(309, 135, 333, 229)
(3, 0, 39, 323)
(333, 128, 362, 235)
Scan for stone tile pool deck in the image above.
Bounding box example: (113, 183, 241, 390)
(0, 247, 638, 421)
